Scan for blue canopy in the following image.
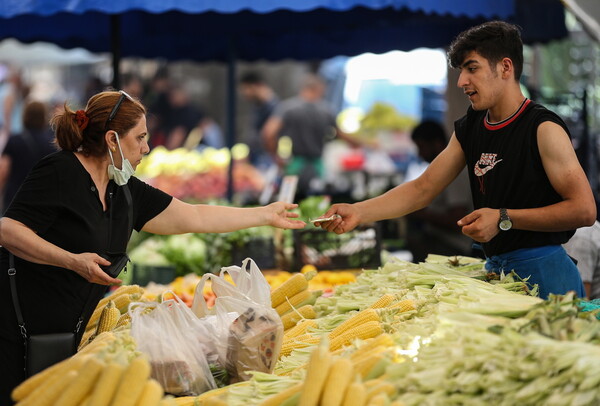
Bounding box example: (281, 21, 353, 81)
(0, 0, 567, 62)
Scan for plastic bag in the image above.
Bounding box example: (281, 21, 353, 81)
(191, 258, 283, 383)
(129, 292, 218, 396)
(218, 296, 283, 383)
(191, 257, 271, 318)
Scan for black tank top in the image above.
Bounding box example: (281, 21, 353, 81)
(454, 99, 575, 256)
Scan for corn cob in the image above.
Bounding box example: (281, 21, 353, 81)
(330, 321, 383, 352)
(17, 369, 78, 406)
(159, 398, 179, 406)
(350, 334, 394, 361)
(354, 353, 386, 379)
(328, 309, 380, 340)
(88, 361, 125, 406)
(78, 329, 96, 350)
(191, 383, 239, 404)
(365, 382, 395, 402)
(110, 356, 151, 406)
(172, 397, 196, 406)
(366, 393, 388, 406)
(271, 273, 309, 308)
(284, 319, 317, 339)
(11, 352, 90, 402)
(55, 357, 105, 406)
(281, 305, 317, 330)
(97, 285, 143, 309)
(275, 289, 313, 316)
(135, 379, 164, 406)
(368, 294, 396, 309)
(387, 299, 415, 312)
(96, 300, 120, 335)
(341, 381, 367, 406)
(78, 331, 116, 356)
(204, 398, 228, 406)
(87, 293, 141, 332)
(80, 394, 93, 406)
(115, 312, 132, 329)
(321, 357, 354, 406)
(298, 340, 332, 406)
(280, 333, 321, 357)
(259, 382, 304, 406)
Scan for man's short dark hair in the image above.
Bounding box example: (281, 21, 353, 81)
(240, 71, 265, 85)
(447, 20, 524, 81)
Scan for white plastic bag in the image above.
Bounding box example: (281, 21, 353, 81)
(191, 257, 271, 318)
(190, 258, 283, 383)
(129, 292, 218, 396)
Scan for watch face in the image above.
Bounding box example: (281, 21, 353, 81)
(499, 219, 512, 231)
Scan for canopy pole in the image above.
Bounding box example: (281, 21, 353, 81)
(110, 15, 121, 89)
(226, 37, 237, 202)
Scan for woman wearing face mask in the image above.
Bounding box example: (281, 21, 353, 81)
(0, 90, 306, 404)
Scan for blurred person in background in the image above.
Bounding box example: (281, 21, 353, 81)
(121, 72, 145, 100)
(405, 120, 474, 262)
(163, 84, 205, 150)
(0, 100, 56, 211)
(239, 70, 279, 169)
(564, 220, 600, 299)
(145, 66, 171, 148)
(263, 73, 357, 200)
(0, 68, 30, 151)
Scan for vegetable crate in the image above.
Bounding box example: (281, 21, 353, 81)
(231, 236, 276, 270)
(292, 223, 382, 271)
(130, 264, 177, 286)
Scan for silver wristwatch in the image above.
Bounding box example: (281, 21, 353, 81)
(498, 208, 512, 231)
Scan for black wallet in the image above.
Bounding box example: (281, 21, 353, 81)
(100, 252, 131, 277)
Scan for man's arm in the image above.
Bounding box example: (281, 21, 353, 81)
(510, 121, 595, 230)
(459, 121, 596, 242)
(319, 133, 466, 233)
(262, 116, 282, 156)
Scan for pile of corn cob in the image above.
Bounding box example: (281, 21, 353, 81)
(79, 284, 145, 348)
(271, 271, 321, 317)
(279, 293, 415, 357)
(11, 330, 178, 406)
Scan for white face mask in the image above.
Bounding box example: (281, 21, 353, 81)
(107, 133, 135, 186)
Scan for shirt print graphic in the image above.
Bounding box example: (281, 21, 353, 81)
(474, 153, 502, 194)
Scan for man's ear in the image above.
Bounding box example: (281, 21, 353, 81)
(501, 58, 513, 78)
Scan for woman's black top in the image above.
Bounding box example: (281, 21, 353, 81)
(0, 150, 172, 344)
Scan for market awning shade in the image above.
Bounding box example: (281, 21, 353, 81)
(0, 0, 567, 62)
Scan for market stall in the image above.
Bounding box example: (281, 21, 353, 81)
(12, 254, 600, 406)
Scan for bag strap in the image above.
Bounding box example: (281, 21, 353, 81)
(8, 252, 99, 338)
(123, 184, 133, 238)
(8, 253, 26, 340)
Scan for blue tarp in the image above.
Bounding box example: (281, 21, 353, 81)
(0, 0, 566, 62)
(0, 0, 514, 19)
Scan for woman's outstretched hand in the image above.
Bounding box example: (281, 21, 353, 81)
(266, 202, 306, 229)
